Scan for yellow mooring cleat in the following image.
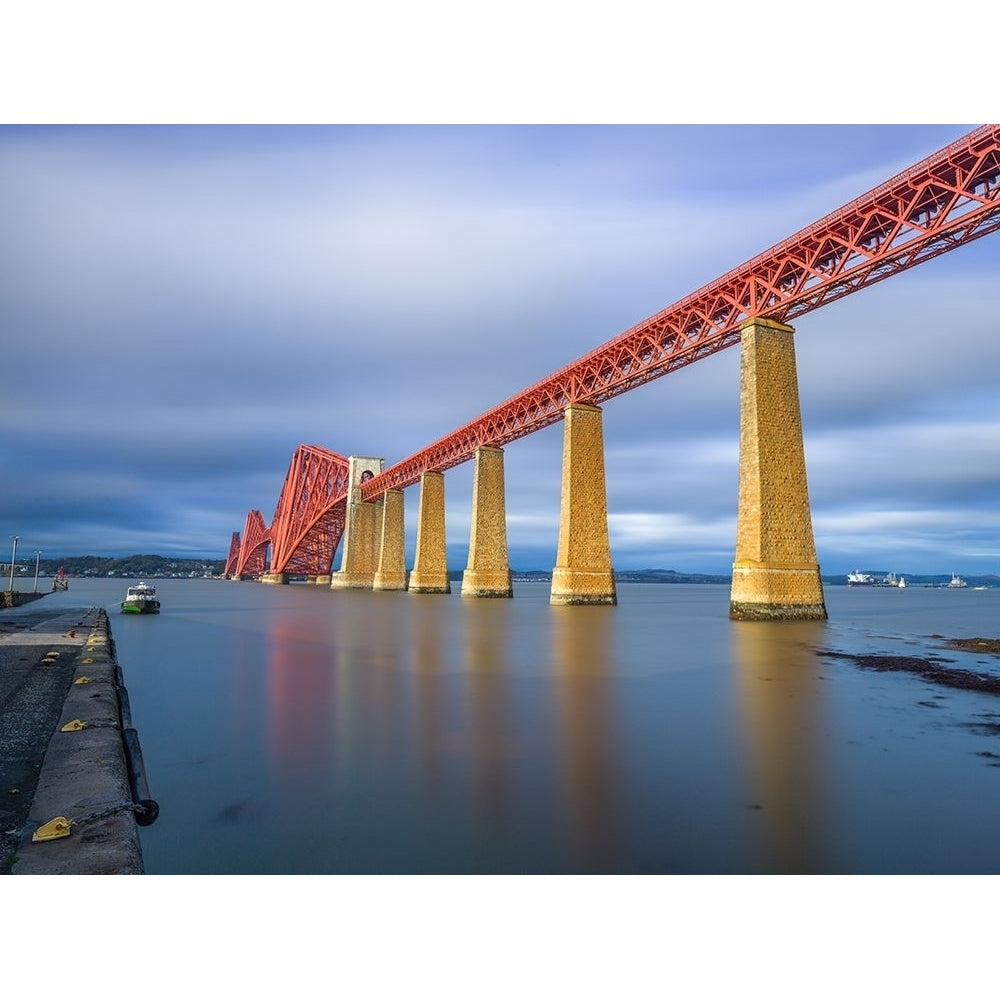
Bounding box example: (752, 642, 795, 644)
(32, 817, 72, 842)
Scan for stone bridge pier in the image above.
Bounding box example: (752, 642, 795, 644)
(329, 456, 385, 590)
(462, 446, 513, 598)
(550, 402, 617, 606)
(729, 318, 826, 621)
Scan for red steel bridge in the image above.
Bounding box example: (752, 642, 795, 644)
(225, 124, 1000, 580)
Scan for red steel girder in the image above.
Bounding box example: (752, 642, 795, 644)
(361, 124, 1000, 502)
(234, 509, 269, 579)
(276, 499, 346, 576)
(268, 444, 351, 575)
(223, 531, 241, 578)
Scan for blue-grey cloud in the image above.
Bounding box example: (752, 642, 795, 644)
(1, 124, 996, 577)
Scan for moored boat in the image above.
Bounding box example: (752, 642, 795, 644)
(121, 581, 160, 614)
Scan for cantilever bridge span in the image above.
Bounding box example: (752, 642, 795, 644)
(224, 447, 350, 580)
(225, 125, 1000, 617)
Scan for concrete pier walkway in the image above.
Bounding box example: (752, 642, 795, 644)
(0, 605, 149, 874)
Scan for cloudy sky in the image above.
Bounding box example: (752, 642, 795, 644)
(2, 122, 997, 576)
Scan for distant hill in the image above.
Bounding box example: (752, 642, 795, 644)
(488, 569, 733, 584)
(613, 568, 733, 584)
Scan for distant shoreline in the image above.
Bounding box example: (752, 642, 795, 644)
(5, 559, 996, 590)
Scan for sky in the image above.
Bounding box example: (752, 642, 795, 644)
(2, 121, 998, 577)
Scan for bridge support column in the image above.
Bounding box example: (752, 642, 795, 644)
(550, 403, 617, 606)
(330, 456, 384, 590)
(462, 447, 513, 598)
(729, 319, 827, 621)
(373, 489, 408, 591)
(408, 471, 451, 594)
(260, 572, 288, 585)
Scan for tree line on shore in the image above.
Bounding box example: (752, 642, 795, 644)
(1, 555, 225, 578)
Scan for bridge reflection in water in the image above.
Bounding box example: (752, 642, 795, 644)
(95, 577, 1000, 874)
(732, 620, 828, 874)
(252, 587, 627, 872)
(550, 605, 618, 872)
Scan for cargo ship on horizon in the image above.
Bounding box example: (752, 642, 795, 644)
(847, 571, 907, 588)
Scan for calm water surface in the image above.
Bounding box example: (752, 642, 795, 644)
(29, 578, 1000, 873)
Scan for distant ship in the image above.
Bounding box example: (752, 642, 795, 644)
(847, 570, 906, 588)
(948, 574, 968, 588)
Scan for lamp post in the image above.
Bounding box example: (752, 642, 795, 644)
(33, 551, 41, 592)
(8, 536, 19, 592)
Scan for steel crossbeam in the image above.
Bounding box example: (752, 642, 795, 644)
(360, 124, 1000, 502)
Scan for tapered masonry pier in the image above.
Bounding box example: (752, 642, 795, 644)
(408, 471, 451, 594)
(550, 403, 617, 606)
(729, 319, 826, 621)
(462, 446, 513, 598)
(373, 489, 408, 591)
(330, 456, 385, 590)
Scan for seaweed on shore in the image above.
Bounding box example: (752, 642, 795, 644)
(818, 649, 1000, 694)
(942, 637, 1000, 654)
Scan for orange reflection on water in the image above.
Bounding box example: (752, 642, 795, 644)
(551, 605, 618, 870)
(463, 599, 513, 829)
(264, 617, 336, 770)
(412, 595, 448, 800)
(731, 619, 828, 873)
